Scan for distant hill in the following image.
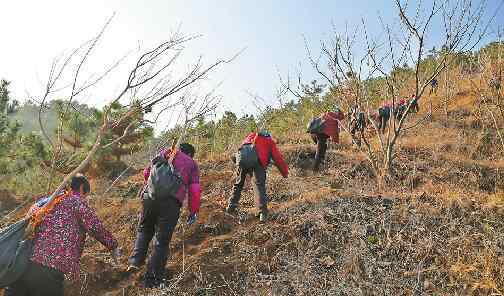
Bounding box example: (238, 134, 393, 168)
(8, 100, 96, 138)
(9, 101, 59, 137)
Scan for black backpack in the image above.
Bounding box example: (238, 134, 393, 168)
(307, 117, 325, 134)
(236, 143, 260, 169)
(145, 154, 183, 201)
(0, 219, 33, 288)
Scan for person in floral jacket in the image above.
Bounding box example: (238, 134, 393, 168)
(4, 174, 120, 296)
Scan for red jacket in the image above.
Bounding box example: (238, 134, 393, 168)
(242, 132, 289, 178)
(321, 111, 345, 143)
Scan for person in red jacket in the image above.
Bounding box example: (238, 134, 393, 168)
(226, 130, 288, 222)
(311, 107, 345, 171)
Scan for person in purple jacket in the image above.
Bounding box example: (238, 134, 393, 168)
(4, 174, 120, 296)
(128, 143, 201, 288)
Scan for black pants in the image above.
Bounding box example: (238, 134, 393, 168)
(350, 113, 366, 147)
(229, 165, 268, 210)
(4, 261, 64, 296)
(377, 107, 390, 133)
(129, 197, 181, 280)
(311, 133, 329, 171)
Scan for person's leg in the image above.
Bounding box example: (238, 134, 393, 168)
(228, 166, 248, 209)
(377, 108, 384, 133)
(253, 165, 268, 222)
(381, 109, 390, 133)
(253, 165, 268, 209)
(129, 199, 158, 268)
(146, 198, 181, 284)
(23, 262, 64, 296)
(313, 134, 328, 171)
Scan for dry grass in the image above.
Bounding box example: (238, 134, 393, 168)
(2, 69, 504, 296)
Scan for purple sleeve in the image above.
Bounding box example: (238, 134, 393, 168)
(77, 199, 118, 250)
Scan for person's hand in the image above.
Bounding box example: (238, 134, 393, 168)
(111, 247, 122, 264)
(187, 213, 198, 226)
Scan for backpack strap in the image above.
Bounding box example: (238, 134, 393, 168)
(167, 148, 177, 165)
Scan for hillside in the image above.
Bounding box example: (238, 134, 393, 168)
(8, 100, 98, 137)
(2, 85, 504, 296)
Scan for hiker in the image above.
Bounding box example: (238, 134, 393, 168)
(4, 174, 120, 296)
(226, 130, 288, 222)
(309, 107, 345, 171)
(409, 94, 419, 113)
(376, 101, 392, 133)
(394, 98, 408, 120)
(128, 143, 201, 288)
(348, 104, 367, 147)
(376, 95, 419, 133)
(430, 78, 438, 94)
(396, 94, 419, 120)
(489, 75, 502, 92)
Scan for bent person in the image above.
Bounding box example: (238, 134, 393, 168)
(128, 143, 201, 288)
(4, 174, 120, 296)
(310, 106, 345, 171)
(348, 104, 366, 147)
(226, 130, 288, 222)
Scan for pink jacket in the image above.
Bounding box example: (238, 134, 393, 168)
(143, 149, 201, 214)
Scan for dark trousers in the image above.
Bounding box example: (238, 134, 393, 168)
(4, 261, 64, 296)
(311, 133, 329, 171)
(129, 197, 181, 279)
(377, 107, 390, 133)
(229, 165, 268, 210)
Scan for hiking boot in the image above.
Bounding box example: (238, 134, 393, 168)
(143, 273, 165, 289)
(127, 264, 140, 273)
(225, 203, 238, 214)
(259, 207, 268, 223)
(259, 211, 268, 223)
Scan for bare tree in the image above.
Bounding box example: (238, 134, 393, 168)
(28, 17, 234, 217)
(468, 31, 504, 156)
(281, 0, 498, 185)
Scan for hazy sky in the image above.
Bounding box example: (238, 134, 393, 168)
(1, 0, 503, 129)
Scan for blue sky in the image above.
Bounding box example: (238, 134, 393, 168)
(1, 0, 503, 129)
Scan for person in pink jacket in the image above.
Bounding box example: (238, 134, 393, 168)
(4, 174, 119, 296)
(128, 143, 201, 288)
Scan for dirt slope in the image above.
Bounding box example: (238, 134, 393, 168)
(67, 136, 504, 295)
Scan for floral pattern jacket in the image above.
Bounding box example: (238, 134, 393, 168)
(30, 191, 118, 282)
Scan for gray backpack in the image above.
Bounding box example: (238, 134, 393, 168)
(236, 144, 259, 169)
(0, 219, 33, 287)
(146, 154, 183, 201)
(307, 117, 325, 134)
